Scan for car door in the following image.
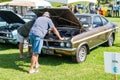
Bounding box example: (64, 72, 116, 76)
(75, 15, 104, 48)
(100, 16, 112, 41)
(90, 16, 106, 46)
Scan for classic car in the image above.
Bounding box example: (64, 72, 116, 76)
(33, 8, 118, 63)
(22, 11, 37, 22)
(0, 10, 25, 45)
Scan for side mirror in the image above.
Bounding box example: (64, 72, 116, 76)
(93, 24, 97, 28)
(83, 24, 89, 28)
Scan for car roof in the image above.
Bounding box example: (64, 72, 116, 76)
(75, 14, 102, 17)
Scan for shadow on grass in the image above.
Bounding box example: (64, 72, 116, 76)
(0, 43, 75, 73)
(0, 43, 18, 50)
(0, 53, 30, 73)
(39, 55, 74, 66)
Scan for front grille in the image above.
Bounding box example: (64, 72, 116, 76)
(0, 31, 12, 39)
(0, 33, 7, 37)
(43, 41, 60, 47)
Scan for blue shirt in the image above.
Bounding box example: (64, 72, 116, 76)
(113, 6, 119, 11)
(29, 16, 54, 38)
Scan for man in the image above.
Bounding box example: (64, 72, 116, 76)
(115, 5, 119, 17)
(17, 20, 35, 58)
(29, 12, 64, 74)
(90, 6, 97, 14)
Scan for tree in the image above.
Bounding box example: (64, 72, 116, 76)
(0, 0, 11, 2)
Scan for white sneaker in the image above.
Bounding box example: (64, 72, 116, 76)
(29, 70, 36, 74)
(20, 55, 25, 59)
(29, 70, 39, 74)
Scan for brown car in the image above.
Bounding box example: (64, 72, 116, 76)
(33, 8, 118, 63)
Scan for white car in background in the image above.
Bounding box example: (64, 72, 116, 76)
(0, 10, 25, 44)
(22, 11, 37, 22)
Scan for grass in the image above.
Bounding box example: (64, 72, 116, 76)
(0, 17, 120, 80)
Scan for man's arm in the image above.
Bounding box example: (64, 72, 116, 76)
(52, 27, 64, 40)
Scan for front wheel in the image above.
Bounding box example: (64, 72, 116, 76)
(75, 45, 87, 63)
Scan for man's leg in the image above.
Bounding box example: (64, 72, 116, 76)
(29, 35, 42, 73)
(19, 42, 25, 58)
(29, 53, 38, 73)
(27, 46, 32, 58)
(17, 33, 25, 58)
(35, 54, 40, 68)
(26, 38, 32, 58)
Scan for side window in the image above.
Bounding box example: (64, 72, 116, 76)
(101, 16, 108, 25)
(93, 16, 103, 27)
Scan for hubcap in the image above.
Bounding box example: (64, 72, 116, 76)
(78, 47, 86, 62)
(109, 36, 113, 46)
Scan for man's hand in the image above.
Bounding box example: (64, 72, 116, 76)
(52, 27, 64, 40)
(59, 37, 64, 40)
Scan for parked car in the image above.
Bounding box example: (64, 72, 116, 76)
(0, 8, 118, 63)
(77, 4, 86, 9)
(22, 11, 37, 22)
(32, 8, 118, 63)
(76, 4, 87, 13)
(0, 10, 25, 44)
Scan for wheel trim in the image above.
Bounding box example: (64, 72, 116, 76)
(109, 36, 113, 46)
(78, 47, 86, 62)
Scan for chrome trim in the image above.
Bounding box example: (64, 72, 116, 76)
(73, 29, 113, 44)
(90, 40, 107, 50)
(42, 46, 76, 51)
(0, 36, 14, 40)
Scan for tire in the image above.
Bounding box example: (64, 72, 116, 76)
(75, 45, 87, 63)
(106, 34, 114, 47)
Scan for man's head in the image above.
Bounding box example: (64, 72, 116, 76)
(43, 12, 50, 18)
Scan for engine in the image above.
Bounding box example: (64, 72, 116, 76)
(44, 27, 81, 40)
(0, 23, 23, 38)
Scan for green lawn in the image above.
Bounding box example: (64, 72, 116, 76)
(0, 17, 120, 80)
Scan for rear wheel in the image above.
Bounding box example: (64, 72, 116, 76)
(75, 45, 87, 63)
(106, 34, 114, 46)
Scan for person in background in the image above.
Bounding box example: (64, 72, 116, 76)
(89, 2, 94, 13)
(99, 7, 103, 15)
(73, 5, 80, 14)
(115, 5, 119, 17)
(112, 5, 119, 17)
(17, 20, 35, 58)
(29, 12, 64, 74)
(68, 4, 73, 11)
(109, 3, 114, 17)
(90, 6, 97, 14)
(95, 5, 98, 12)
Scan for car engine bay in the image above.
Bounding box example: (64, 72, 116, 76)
(44, 27, 85, 40)
(0, 23, 23, 39)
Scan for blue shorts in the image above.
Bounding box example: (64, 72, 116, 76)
(29, 34, 43, 54)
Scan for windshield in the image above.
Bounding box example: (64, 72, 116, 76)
(76, 15, 91, 28)
(22, 12, 37, 22)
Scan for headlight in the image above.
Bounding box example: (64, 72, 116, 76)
(9, 34, 12, 38)
(66, 42, 71, 48)
(60, 42, 65, 47)
(60, 42, 71, 48)
(6, 33, 12, 38)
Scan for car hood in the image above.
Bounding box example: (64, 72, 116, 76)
(32, 8, 82, 28)
(0, 10, 25, 24)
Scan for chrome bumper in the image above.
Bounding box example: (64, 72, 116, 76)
(42, 46, 76, 55)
